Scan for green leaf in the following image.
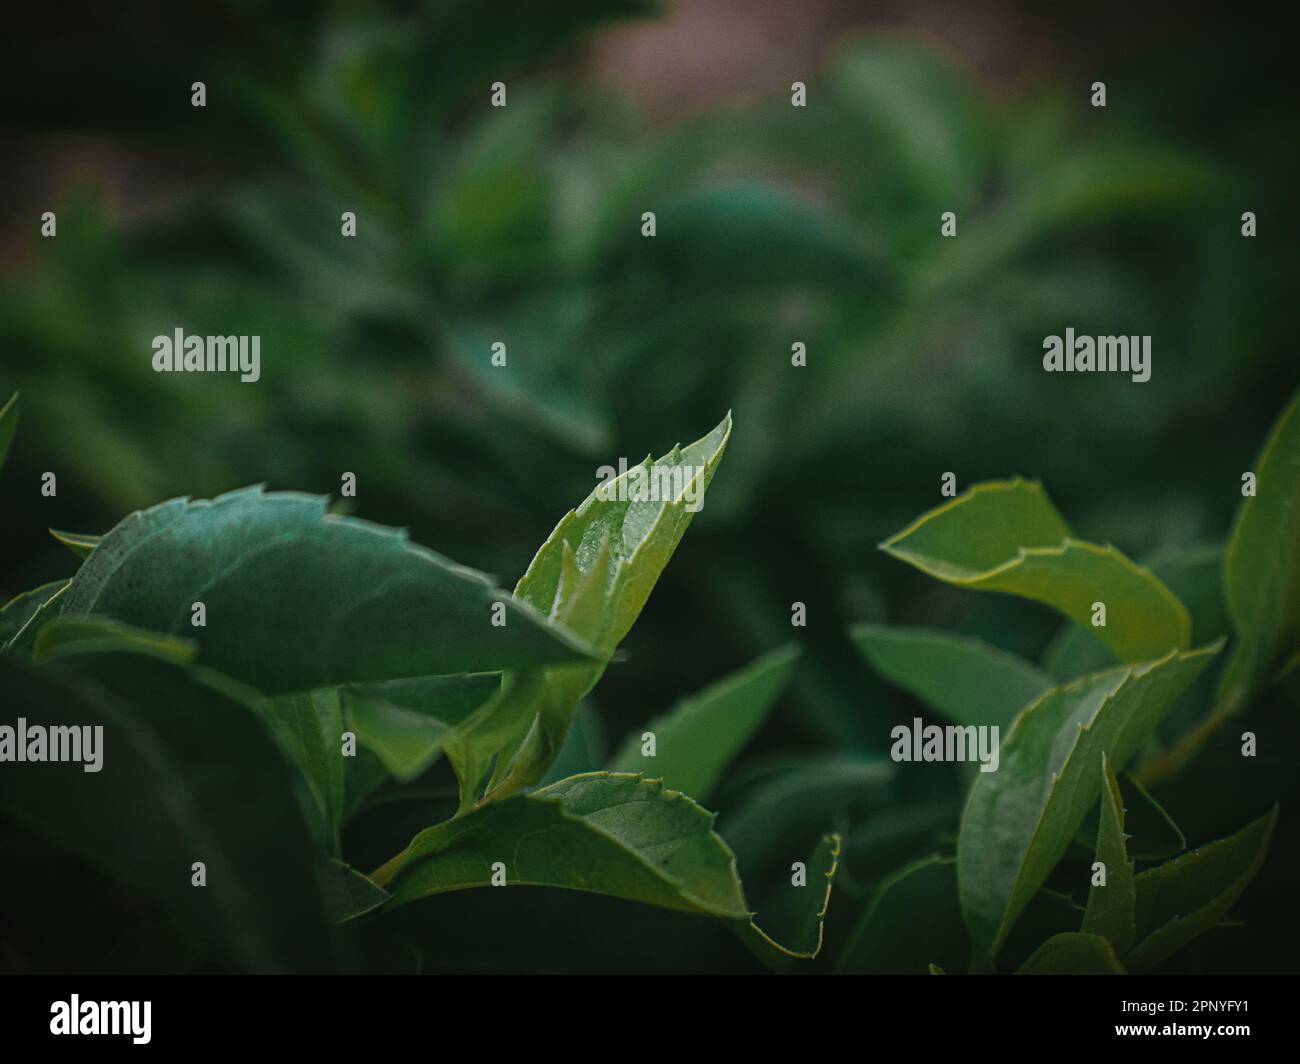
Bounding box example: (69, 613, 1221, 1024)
(880, 479, 1190, 663)
(741, 833, 840, 968)
(342, 673, 501, 781)
(1, 582, 68, 659)
(1016, 933, 1126, 974)
(376, 772, 832, 961)
(609, 643, 799, 802)
(57, 485, 598, 695)
(32, 616, 197, 668)
(837, 856, 968, 975)
(0, 391, 17, 471)
(0, 580, 68, 646)
(1073, 769, 1184, 861)
(1127, 806, 1278, 972)
(49, 528, 102, 560)
(1043, 544, 1228, 681)
(957, 644, 1218, 969)
(849, 622, 1052, 729)
(1220, 387, 1300, 702)
(263, 688, 346, 854)
(476, 414, 732, 805)
(319, 859, 390, 924)
(0, 649, 336, 972)
(717, 754, 895, 877)
(1080, 754, 1135, 954)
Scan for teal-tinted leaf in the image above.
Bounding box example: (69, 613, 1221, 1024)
(57, 486, 597, 695)
(0, 580, 67, 646)
(1080, 754, 1135, 954)
(880, 480, 1190, 662)
(958, 644, 1217, 968)
(477, 414, 732, 805)
(1220, 387, 1300, 702)
(609, 643, 799, 801)
(0, 650, 336, 972)
(1016, 932, 1126, 974)
(343, 673, 501, 781)
(49, 528, 102, 560)
(1074, 768, 1184, 861)
(320, 859, 390, 924)
(837, 856, 968, 975)
(1127, 806, 1277, 972)
(0, 391, 17, 471)
(849, 622, 1052, 729)
(377, 772, 833, 960)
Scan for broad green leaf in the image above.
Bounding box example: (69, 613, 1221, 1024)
(1080, 754, 1135, 954)
(958, 644, 1217, 968)
(1220, 387, 1300, 703)
(476, 414, 732, 805)
(837, 856, 968, 975)
(0, 580, 67, 646)
(1127, 806, 1277, 972)
(849, 622, 1052, 729)
(928, 964, 946, 974)
(1073, 769, 1184, 861)
(880, 479, 1190, 662)
(57, 486, 598, 695)
(376, 772, 833, 961)
(320, 859, 390, 924)
(609, 643, 800, 801)
(49, 528, 101, 559)
(0, 649, 336, 972)
(342, 673, 501, 781)
(0, 391, 17, 471)
(1016, 932, 1126, 974)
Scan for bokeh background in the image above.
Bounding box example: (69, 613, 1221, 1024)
(2, 1, 1297, 972)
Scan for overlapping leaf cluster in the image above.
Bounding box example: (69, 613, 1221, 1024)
(1, 403, 838, 972)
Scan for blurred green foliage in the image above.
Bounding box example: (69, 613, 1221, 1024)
(2, 1, 1296, 973)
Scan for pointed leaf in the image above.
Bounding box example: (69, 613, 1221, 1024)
(609, 643, 799, 801)
(957, 644, 1217, 968)
(880, 480, 1190, 662)
(849, 622, 1052, 729)
(1073, 769, 1184, 860)
(479, 414, 732, 803)
(1220, 387, 1300, 702)
(1127, 806, 1278, 972)
(1080, 754, 1135, 953)
(320, 859, 390, 924)
(57, 486, 597, 695)
(49, 528, 101, 560)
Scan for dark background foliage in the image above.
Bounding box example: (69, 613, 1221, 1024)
(1, 1, 1296, 972)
